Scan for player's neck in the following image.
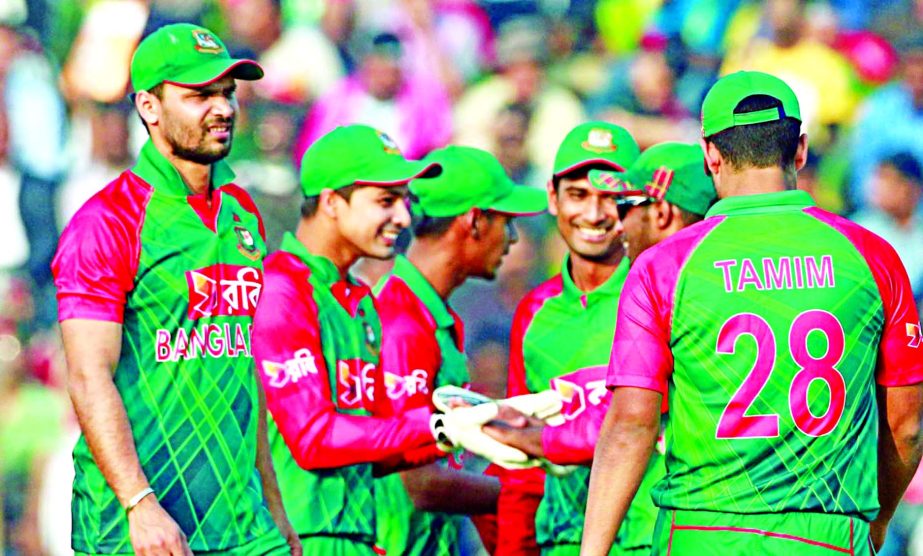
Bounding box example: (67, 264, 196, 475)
(568, 250, 624, 293)
(296, 218, 360, 279)
(717, 167, 795, 198)
(152, 136, 214, 196)
(406, 241, 466, 300)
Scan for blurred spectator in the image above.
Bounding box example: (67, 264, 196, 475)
(58, 101, 133, 225)
(294, 30, 451, 160)
(851, 153, 923, 298)
(594, 0, 659, 56)
(454, 16, 584, 177)
(871, 0, 923, 47)
(0, 24, 67, 332)
(491, 102, 543, 188)
(588, 38, 700, 149)
(851, 33, 923, 205)
(722, 0, 860, 137)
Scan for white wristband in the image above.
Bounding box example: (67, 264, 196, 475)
(125, 487, 155, 513)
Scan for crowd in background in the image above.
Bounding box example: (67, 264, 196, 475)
(1, 0, 923, 553)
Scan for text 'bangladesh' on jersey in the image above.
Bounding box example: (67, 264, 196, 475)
(252, 236, 434, 545)
(510, 255, 663, 551)
(52, 141, 278, 553)
(608, 190, 923, 520)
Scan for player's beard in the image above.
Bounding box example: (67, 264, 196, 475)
(163, 115, 234, 165)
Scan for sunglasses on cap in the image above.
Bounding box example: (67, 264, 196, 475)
(616, 195, 654, 220)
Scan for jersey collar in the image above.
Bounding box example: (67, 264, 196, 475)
(706, 190, 815, 218)
(132, 140, 236, 197)
(280, 232, 371, 315)
(390, 255, 456, 329)
(561, 253, 630, 302)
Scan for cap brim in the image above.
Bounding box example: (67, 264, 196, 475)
(553, 158, 627, 178)
(165, 58, 264, 88)
(354, 160, 442, 187)
(488, 185, 548, 216)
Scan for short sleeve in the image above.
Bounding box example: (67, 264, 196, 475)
(52, 177, 149, 323)
(607, 253, 674, 396)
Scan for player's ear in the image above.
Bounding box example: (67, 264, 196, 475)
(655, 200, 674, 229)
(702, 139, 721, 177)
(135, 90, 161, 127)
(466, 208, 482, 239)
(794, 133, 809, 172)
(318, 188, 340, 218)
(546, 179, 559, 217)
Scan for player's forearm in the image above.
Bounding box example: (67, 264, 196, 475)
(876, 385, 923, 523)
(255, 383, 290, 528)
(291, 406, 435, 470)
(400, 463, 500, 514)
(68, 365, 150, 506)
(581, 391, 659, 556)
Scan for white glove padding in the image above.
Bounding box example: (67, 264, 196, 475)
(431, 404, 540, 470)
(504, 390, 565, 426)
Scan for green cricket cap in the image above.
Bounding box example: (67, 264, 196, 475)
(701, 71, 802, 137)
(409, 146, 548, 217)
(130, 23, 263, 92)
(300, 125, 441, 196)
(552, 122, 640, 177)
(588, 142, 717, 216)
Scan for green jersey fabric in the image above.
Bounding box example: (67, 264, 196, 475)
(509, 256, 663, 550)
(374, 255, 473, 555)
(609, 191, 923, 521)
(53, 141, 279, 552)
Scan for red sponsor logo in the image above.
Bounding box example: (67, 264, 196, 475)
(336, 358, 377, 411)
(185, 264, 263, 320)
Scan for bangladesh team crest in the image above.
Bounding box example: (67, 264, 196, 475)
(581, 128, 617, 153)
(377, 131, 402, 155)
(191, 30, 223, 54)
(234, 226, 261, 261)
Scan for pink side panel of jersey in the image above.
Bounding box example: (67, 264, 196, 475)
(607, 217, 726, 396)
(805, 207, 923, 386)
(52, 170, 152, 323)
(375, 275, 442, 417)
(252, 252, 434, 471)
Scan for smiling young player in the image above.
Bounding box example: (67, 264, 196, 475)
(251, 125, 447, 555)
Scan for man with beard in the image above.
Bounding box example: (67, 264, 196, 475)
(482, 122, 650, 556)
(373, 145, 547, 556)
(252, 125, 452, 555)
(485, 141, 716, 555)
(52, 24, 299, 555)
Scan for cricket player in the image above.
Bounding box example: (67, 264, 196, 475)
(582, 71, 923, 555)
(486, 138, 718, 555)
(373, 145, 548, 555)
(251, 124, 450, 555)
(52, 24, 298, 554)
(480, 122, 641, 556)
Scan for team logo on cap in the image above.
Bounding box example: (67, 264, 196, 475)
(645, 167, 674, 201)
(581, 128, 617, 153)
(377, 131, 402, 155)
(192, 30, 223, 54)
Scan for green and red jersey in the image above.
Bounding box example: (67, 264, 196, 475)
(609, 190, 923, 520)
(52, 141, 280, 552)
(252, 237, 435, 545)
(506, 256, 664, 552)
(373, 254, 472, 556)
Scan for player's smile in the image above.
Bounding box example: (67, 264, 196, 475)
(574, 222, 615, 243)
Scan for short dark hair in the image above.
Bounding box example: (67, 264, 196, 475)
(705, 94, 801, 174)
(412, 214, 458, 238)
(300, 184, 359, 218)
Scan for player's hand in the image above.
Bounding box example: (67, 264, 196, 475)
(482, 420, 545, 458)
(127, 495, 192, 556)
(281, 520, 302, 556)
(869, 519, 888, 551)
